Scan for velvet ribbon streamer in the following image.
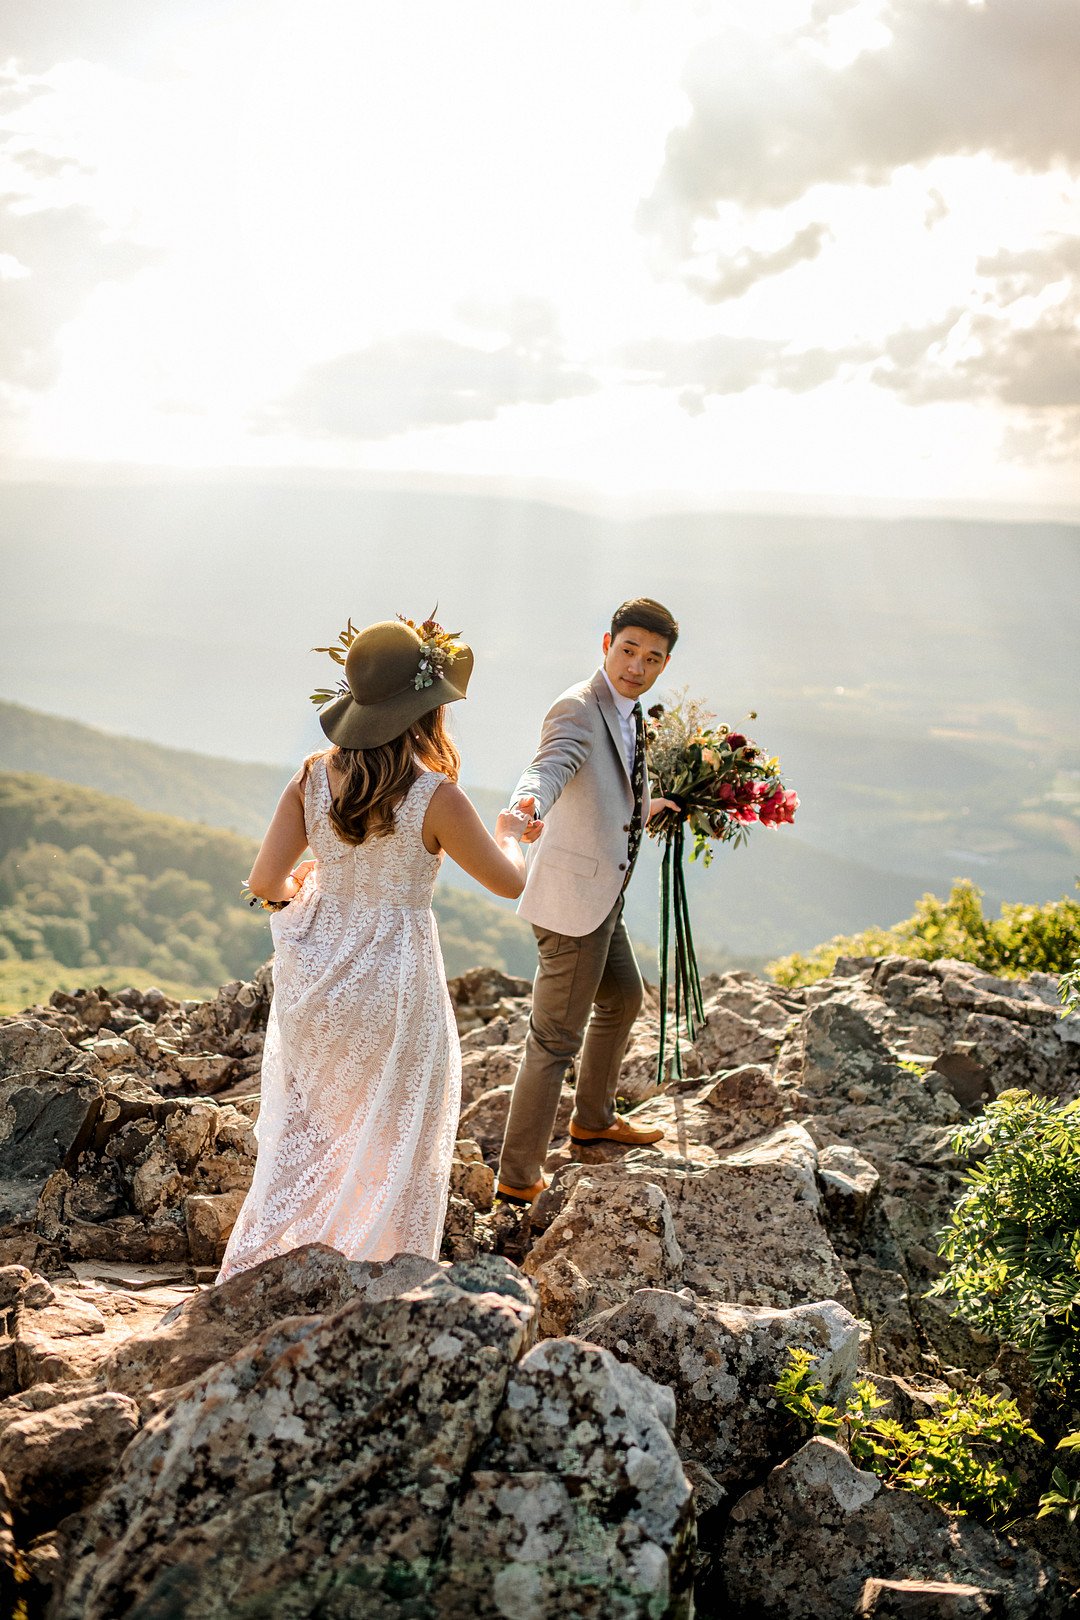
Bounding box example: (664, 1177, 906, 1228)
(656, 818, 706, 1085)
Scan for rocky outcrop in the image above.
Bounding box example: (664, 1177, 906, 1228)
(50, 1248, 693, 1620)
(524, 1124, 855, 1336)
(582, 1289, 860, 1503)
(0, 953, 1078, 1616)
(0, 1263, 174, 1394)
(721, 1437, 1069, 1618)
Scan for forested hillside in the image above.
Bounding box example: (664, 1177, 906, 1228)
(0, 772, 538, 1008)
(0, 701, 930, 961)
(0, 701, 288, 838)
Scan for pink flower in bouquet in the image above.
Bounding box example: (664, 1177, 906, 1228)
(717, 782, 737, 806)
(760, 787, 800, 826)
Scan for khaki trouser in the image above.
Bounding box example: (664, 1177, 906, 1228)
(497, 896, 644, 1189)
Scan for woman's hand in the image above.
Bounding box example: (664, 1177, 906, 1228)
(495, 809, 526, 842)
(513, 794, 545, 844)
(648, 797, 682, 821)
(290, 860, 316, 888)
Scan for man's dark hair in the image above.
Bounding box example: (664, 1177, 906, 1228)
(610, 597, 679, 651)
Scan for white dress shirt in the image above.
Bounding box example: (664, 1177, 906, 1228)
(601, 669, 638, 778)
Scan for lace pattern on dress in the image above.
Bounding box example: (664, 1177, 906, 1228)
(217, 763, 461, 1280)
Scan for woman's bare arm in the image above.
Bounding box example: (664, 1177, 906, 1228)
(423, 782, 532, 900)
(247, 772, 310, 901)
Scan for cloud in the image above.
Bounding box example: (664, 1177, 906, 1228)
(875, 297, 1080, 410)
(924, 188, 948, 229)
(8, 147, 89, 181)
(617, 330, 874, 409)
(975, 234, 1080, 302)
(0, 197, 157, 391)
(264, 306, 599, 440)
(688, 221, 832, 303)
(0, 73, 158, 396)
(643, 0, 1080, 235)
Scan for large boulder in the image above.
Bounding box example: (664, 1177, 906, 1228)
(0, 1388, 139, 1533)
(100, 1243, 442, 1403)
(582, 1288, 860, 1501)
(523, 1175, 685, 1336)
(720, 1438, 1068, 1619)
(524, 1128, 854, 1334)
(52, 1255, 693, 1620)
(434, 1337, 694, 1618)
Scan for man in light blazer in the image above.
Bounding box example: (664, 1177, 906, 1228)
(496, 597, 680, 1205)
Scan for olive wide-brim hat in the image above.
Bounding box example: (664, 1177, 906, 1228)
(318, 619, 473, 750)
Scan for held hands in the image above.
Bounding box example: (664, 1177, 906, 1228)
(497, 794, 545, 844)
(290, 860, 316, 889)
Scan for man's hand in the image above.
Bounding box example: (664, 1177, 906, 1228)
(647, 797, 682, 821)
(507, 793, 545, 844)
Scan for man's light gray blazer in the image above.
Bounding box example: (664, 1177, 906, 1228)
(511, 669, 650, 938)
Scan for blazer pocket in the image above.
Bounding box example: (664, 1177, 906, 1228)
(544, 844, 599, 880)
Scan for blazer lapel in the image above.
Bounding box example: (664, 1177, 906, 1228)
(591, 669, 633, 786)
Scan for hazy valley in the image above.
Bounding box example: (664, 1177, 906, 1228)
(0, 482, 1076, 1004)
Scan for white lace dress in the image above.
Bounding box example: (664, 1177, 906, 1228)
(216, 764, 461, 1282)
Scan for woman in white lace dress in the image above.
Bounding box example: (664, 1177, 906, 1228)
(216, 616, 540, 1282)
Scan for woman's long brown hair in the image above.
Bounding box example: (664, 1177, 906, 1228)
(303, 707, 461, 846)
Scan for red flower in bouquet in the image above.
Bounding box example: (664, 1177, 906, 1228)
(646, 690, 798, 861)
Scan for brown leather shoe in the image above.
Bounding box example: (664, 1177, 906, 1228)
(495, 1176, 548, 1207)
(569, 1114, 665, 1147)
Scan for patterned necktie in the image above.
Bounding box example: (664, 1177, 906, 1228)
(624, 702, 646, 884)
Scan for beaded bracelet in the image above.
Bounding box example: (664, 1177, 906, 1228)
(240, 881, 294, 913)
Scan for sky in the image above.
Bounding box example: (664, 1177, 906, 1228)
(2, 0, 1080, 515)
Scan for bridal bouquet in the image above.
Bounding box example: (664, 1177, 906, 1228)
(645, 691, 799, 1081)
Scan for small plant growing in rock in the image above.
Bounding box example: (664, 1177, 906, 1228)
(928, 1089, 1080, 1395)
(1060, 957, 1080, 1018)
(896, 1057, 929, 1078)
(1039, 1433, 1080, 1523)
(775, 1347, 1040, 1521)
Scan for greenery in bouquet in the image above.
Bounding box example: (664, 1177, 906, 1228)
(644, 689, 798, 1081)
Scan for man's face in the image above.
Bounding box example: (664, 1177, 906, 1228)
(602, 625, 671, 700)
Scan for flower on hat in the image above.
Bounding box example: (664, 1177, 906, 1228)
(397, 611, 466, 691)
(308, 610, 466, 708)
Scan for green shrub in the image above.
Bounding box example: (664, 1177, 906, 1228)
(1060, 959, 1080, 1017)
(1039, 1433, 1080, 1524)
(775, 1347, 1039, 1521)
(929, 1090, 1080, 1394)
(769, 879, 1080, 988)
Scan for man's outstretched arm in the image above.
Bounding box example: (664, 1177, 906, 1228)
(509, 692, 592, 820)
